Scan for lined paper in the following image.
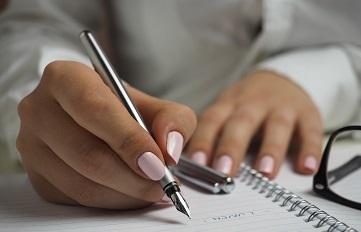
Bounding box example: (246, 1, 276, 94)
(0, 175, 315, 232)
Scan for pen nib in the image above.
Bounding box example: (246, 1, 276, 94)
(170, 192, 191, 219)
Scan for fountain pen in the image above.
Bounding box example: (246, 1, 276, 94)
(79, 30, 191, 219)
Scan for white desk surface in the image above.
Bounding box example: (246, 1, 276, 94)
(0, 151, 360, 231)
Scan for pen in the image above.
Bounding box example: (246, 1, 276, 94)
(173, 156, 235, 194)
(79, 30, 191, 219)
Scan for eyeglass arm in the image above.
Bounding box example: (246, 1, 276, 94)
(327, 155, 361, 185)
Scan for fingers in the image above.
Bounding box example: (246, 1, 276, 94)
(254, 108, 297, 179)
(18, 96, 164, 201)
(187, 102, 234, 166)
(211, 105, 266, 176)
(18, 134, 158, 209)
(294, 110, 323, 174)
(129, 87, 197, 165)
(26, 170, 77, 206)
(38, 61, 166, 180)
(149, 101, 197, 165)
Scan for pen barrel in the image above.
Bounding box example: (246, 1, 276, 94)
(175, 156, 235, 194)
(79, 30, 148, 131)
(79, 31, 189, 214)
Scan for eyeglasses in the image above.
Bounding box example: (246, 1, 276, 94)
(313, 125, 361, 210)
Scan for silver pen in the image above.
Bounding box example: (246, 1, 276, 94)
(173, 156, 235, 194)
(79, 30, 191, 219)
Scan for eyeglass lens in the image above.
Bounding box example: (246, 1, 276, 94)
(327, 130, 361, 203)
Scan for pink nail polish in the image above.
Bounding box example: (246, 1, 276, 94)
(191, 151, 207, 165)
(304, 156, 317, 171)
(259, 155, 274, 174)
(138, 152, 165, 181)
(167, 131, 184, 164)
(213, 155, 233, 174)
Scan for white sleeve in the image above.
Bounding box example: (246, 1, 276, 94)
(254, 0, 361, 131)
(0, 0, 98, 164)
(257, 47, 360, 131)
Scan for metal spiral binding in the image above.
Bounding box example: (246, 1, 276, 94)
(238, 164, 358, 232)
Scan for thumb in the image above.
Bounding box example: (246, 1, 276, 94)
(128, 87, 197, 165)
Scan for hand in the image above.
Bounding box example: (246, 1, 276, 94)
(16, 61, 196, 209)
(187, 71, 323, 179)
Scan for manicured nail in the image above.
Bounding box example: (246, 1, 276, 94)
(138, 152, 165, 181)
(259, 155, 274, 174)
(191, 151, 207, 165)
(213, 155, 233, 174)
(167, 131, 184, 164)
(304, 155, 317, 172)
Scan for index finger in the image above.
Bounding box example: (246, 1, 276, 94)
(39, 61, 166, 181)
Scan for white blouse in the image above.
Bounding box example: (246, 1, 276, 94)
(0, 0, 360, 171)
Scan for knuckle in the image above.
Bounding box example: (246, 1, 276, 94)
(75, 185, 99, 207)
(25, 171, 70, 205)
(42, 61, 67, 86)
(271, 110, 296, 128)
(301, 110, 322, 126)
(305, 127, 323, 137)
(114, 130, 145, 156)
(302, 103, 320, 114)
(232, 108, 258, 125)
(77, 143, 111, 178)
(27, 176, 52, 203)
(37, 191, 56, 204)
(32, 184, 62, 205)
(17, 95, 34, 122)
(43, 61, 64, 75)
(16, 134, 26, 155)
(172, 104, 197, 134)
(179, 105, 197, 123)
(201, 106, 224, 123)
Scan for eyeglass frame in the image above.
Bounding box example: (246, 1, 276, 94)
(313, 125, 361, 210)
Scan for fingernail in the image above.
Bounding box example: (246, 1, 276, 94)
(138, 152, 165, 181)
(213, 155, 233, 174)
(191, 151, 207, 165)
(259, 155, 274, 174)
(167, 131, 184, 164)
(304, 155, 317, 172)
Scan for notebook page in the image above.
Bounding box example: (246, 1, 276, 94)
(0, 174, 313, 232)
(276, 162, 361, 229)
(275, 139, 361, 230)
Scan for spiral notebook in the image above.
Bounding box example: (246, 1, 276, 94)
(0, 164, 358, 232)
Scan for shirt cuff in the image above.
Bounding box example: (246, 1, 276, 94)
(257, 47, 360, 129)
(38, 45, 92, 75)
